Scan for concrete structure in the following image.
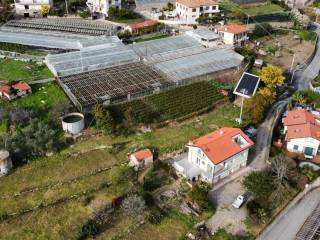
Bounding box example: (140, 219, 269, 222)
(216, 24, 249, 46)
(86, 0, 121, 18)
(185, 29, 222, 48)
(61, 113, 85, 135)
(129, 149, 153, 171)
(173, 128, 254, 183)
(283, 109, 320, 158)
(176, 0, 220, 24)
(285, 0, 313, 9)
(0, 150, 12, 175)
(14, 0, 53, 17)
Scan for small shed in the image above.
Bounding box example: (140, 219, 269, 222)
(0, 150, 12, 175)
(254, 59, 263, 68)
(12, 81, 32, 97)
(129, 149, 153, 170)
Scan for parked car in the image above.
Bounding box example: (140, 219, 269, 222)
(232, 195, 246, 208)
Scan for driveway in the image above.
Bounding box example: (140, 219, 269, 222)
(206, 174, 248, 235)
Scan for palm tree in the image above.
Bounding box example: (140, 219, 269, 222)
(293, 92, 306, 105)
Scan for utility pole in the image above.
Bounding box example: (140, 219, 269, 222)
(290, 53, 296, 84)
(65, 0, 69, 16)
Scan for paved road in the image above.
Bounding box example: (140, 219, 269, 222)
(249, 98, 290, 170)
(257, 180, 320, 240)
(294, 23, 320, 90)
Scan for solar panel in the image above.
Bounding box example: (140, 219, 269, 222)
(233, 72, 260, 98)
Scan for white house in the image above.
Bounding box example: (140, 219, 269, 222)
(283, 109, 320, 158)
(173, 128, 254, 183)
(215, 24, 249, 46)
(0, 150, 12, 175)
(176, 0, 220, 25)
(14, 0, 53, 17)
(86, 0, 121, 18)
(129, 149, 153, 171)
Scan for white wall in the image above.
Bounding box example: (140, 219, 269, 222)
(218, 31, 248, 45)
(187, 146, 249, 182)
(287, 137, 320, 156)
(176, 2, 219, 24)
(15, 0, 52, 17)
(87, 0, 121, 17)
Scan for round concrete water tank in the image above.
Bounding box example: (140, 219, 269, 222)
(0, 150, 12, 175)
(61, 113, 85, 135)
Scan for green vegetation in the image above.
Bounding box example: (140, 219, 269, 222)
(297, 90, 320, 108)
(244, 154, 298, 235)
(188, 181, 212, 210)
(0, 42, 46, 56)
(104, 81, 224, 134)
(299, 30, 317, 42)
(252, 23, 274, 38)
(241, 2, 283, 16)
(212, 228, 252, 240)
(107, 7, 143, 23)
(134, 34, 170, 43)
(0, 59, 53, 82)
(10, 83, 68, 111)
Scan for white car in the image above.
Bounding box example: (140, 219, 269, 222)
(232, 195, 245, 208)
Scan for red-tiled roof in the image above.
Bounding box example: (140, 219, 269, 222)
(177, 0, 218, 8)
(0, 85, 11, 94)
(287, 123, 320, 141)
(283, 109, 316, 126)
(127, 20, 158, 31)
(12, 82, 31, 92)
(189, 128, 254, 165)
(217, 24, 248, 34)
(132, 149, 153, 162)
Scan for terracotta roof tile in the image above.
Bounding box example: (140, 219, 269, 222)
(12, 82, 31, 92)
(128, 20, 158, 31)
(287, 123, 320, 141)
(133, 149, 153, 162)
(176, 0, 218, 8)
(283, 109, 316, 126)
(189, 128, 254, 165)
(0, 85, 11, 94)
(217, 24, 249, 34)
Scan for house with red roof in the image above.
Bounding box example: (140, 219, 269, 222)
(215, 24, 249, 46)
(0, 81, 31, 101)
(173, 128, 254, 183)
(0, 85, 16, 100)
(129, 149, 153, 171)
(12, 81, 32, 97)
(125, 20, 161, 35)
(176, 0, 220, 24)
(283, 109, 320, 158)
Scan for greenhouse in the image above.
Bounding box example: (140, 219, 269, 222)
(3, 18, 119, 36)
(59, 62, 173, 111)
(46, 43, 138, 76)
(0, 30, 118, 50)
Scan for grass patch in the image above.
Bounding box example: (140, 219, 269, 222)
(0, 42, 46, 56)
(240, 2, 284, 16)
(299, 30, 317, 42)
(9, 82, 68, 111)
(0, 58, 53, 82)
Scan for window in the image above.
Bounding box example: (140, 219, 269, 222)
(24, 5, 29, 9)
(212, 6, 217, 10)
(293, 145, 299, 150)
(196, 158, 201, 165)
(192, 8, 196, 12)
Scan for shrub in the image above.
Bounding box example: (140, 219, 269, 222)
(188, 181, 212, 210)
(301, 165, 319, 182)
(142, 191, 154, 206)
(252, 23, 273, 38)
(143, 173, 162, 191)
(121, 194, 146, 217)
(80, 219, 99, 239)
